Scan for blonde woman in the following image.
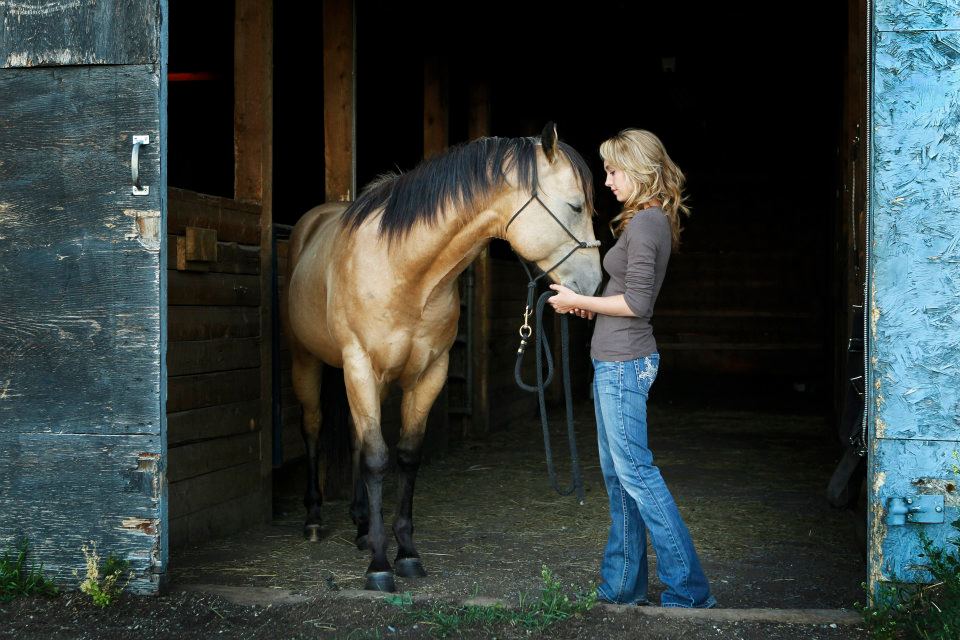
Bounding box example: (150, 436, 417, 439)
(549, 129, 715, 608)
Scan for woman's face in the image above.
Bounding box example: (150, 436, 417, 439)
(604, 164, 633, 203)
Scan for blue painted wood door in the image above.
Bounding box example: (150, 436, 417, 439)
(0, 2, 168, 593)
(869, 0, 960, 596)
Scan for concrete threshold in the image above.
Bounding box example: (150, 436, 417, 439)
(181, 585, 863, 627)
(600, 603, 862, 626)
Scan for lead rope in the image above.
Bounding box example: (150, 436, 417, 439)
(505, 171, 595, 504)
(513, 285, 585, 504)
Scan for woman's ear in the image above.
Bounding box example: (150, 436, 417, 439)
(541, 121, 558, 164)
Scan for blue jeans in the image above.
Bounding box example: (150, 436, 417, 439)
(592, 355, 716, 608)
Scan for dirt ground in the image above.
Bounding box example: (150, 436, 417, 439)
(4, 390, 870, 638)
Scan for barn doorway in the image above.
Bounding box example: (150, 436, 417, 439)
(166, 0, 867, 610)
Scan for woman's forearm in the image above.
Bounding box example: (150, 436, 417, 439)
(574, 294, 636, 317)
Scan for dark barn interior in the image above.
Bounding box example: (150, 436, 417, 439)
(164, 0, 867, 607)
(172, 0, 848, 404)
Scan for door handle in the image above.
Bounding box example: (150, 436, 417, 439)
(131, 135, 150, 196)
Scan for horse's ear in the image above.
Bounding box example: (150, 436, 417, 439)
(541, 121, 558, 164)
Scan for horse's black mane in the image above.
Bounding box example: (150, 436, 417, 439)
(341, 135, 593, 242)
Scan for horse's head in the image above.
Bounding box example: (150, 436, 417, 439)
(502, 123, 602, 297)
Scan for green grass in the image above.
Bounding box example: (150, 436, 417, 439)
(0, 538, 59, 602)
(389, 566, 597, 637)
(78, 541, 132, 608)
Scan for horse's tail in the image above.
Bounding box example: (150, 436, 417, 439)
(319, 364, 354, 498)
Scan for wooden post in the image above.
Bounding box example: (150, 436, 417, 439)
(235, 0, 274, 521)
(423, 56, 448, 159)
(320, 0, 356, 499)
(323, 0, 355, 202)
(234, 0, 268, 203)
(467, 80, 491, 436)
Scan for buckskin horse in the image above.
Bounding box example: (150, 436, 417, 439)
(285, 123, 602, 591)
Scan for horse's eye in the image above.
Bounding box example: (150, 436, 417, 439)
(570, 204, 583, 213)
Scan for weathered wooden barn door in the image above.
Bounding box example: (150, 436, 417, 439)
(868, 1, 960, 598)
(0, 2, 168, 593)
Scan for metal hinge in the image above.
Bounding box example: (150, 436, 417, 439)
(885, 495, 945, 526)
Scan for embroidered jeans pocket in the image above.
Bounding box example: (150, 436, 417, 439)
(633, 354, 659, 396)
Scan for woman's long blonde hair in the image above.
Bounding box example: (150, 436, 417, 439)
(600, 129, 689, 249)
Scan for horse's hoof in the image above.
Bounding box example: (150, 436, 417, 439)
(355, 534, 368, 551)
(364, 571, 396, 592)
(304, 524, 322, 542)
(395, 557, 427, 578)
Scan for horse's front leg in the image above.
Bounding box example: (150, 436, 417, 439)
(342, 351, 393, 591)
(394, 353, 448, 578)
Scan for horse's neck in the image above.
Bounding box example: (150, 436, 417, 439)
(401, 208, 501, 307)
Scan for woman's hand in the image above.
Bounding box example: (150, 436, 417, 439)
(548, 284, 593, 319)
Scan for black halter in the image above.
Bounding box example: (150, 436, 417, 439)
(505, 189, 602, 294)
(505, 178, 598, 504)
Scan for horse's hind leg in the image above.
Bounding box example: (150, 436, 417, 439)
(394, 353, 449, 578)
(292, 350, 324, 541)
(349, 425, 370, 550)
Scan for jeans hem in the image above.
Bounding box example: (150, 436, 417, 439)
(661, 595, 718, 609)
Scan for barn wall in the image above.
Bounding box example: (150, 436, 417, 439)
(655, 249, 825, 378)
(166, 187, 269, 548)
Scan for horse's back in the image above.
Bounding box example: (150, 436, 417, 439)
(288, 202, 349, 272)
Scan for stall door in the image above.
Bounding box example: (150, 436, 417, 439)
(0, 2, 167, 593)
(868, 1, 960, 596)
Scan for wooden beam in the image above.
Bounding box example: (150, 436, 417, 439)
(323, 0, 355, 202)
(423, 56, 449, 159)
(467, 80, 491, 436)
(234, 0, 268, 202)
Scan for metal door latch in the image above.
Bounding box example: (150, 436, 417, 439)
(131, 135, 150, 195)
(885, 495, 945, 526)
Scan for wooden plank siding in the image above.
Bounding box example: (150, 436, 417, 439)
(0, 1, 159, 68)
(0, 23, 165, 591)
(166, 189, 267, 548)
